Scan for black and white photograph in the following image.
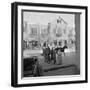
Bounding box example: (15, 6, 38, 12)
(11, 2, 88, 87)
(22, 11, 80, 77)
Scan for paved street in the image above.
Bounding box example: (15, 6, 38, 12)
(23, 49, 80, 76)
(38, 52, 79, 76)
(37, 52, 77, 69)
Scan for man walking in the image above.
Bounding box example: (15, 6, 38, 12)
(50, 47, 56, 64)
(45, 45, 50, 63)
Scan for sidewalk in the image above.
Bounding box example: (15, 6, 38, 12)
(37, 52, 79, 76)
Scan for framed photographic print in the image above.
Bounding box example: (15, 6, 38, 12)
(11, 2, 88, 87)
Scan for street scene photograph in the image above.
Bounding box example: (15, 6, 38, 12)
(22, 11, 80, 78)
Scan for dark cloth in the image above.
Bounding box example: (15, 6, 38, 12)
(50, 49, 56, 64)
(45, 55, 50, 63)
(44, 47, 50, 62)
(45, 47, 50, 55)
(33, 64, 43, 77)
(43, 48, 46, 56)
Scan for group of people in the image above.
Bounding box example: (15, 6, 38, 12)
(31, 44, 68, 77)
(42, 44, 67, 65)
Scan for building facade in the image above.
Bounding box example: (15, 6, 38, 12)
(23, 16, 75, 51)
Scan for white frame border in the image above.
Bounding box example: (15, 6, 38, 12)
(17, 5, 86, 84)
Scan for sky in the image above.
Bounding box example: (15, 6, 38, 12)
(23, 11, 75, 27)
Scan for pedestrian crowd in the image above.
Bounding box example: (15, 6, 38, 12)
(42, 44, 67, 65)
(31, 44, 68, 77)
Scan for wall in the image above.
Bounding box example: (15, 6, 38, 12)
(75, 14, 80, 70)
(0, 0, 89, 90)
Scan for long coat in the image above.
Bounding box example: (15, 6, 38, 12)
(56, 52, 62, 65)
(45, 47, 50, 55)
(33, 64, 43, 76)
(44, 47, 50, 62)
(50, 49, 56, 64)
